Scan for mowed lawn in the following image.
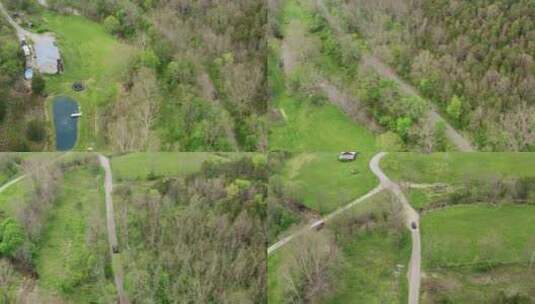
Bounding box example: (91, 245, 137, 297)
(422, 205, 535, 268)
(42, 12, 137, 150)
(35, 167, 115, 302)
(270, 93, 378, 152)
(382, 153, 535, 184)
(110, 152, 218, 181)
(281, 152, 378, 214)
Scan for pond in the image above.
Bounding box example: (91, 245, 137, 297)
(53, 96, 79, 151)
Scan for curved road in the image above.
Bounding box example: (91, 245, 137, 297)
(98, 155, 128, 304)
(268, 152, 422, 304)
(370, 152, 421, 304)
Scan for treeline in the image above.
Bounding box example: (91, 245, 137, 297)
(336, 0, 535, 151)
(267, 152, 306, 243)
(0, 11, 47, 152)
(419, 176, 535, 212)
(113, 155, 267, 303)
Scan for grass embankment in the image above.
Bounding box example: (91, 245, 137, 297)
(35, 167, 115, 302)
(110, 152, 235, 181)
(421, 205, 535, 303)
(382, 152, 535, 184)
(281, 152, 378, 214)
(110, 152, 212, 181)
(41, 12, 137, 150)
(268, 0, 377, 152)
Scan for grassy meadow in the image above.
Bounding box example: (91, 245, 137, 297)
(280, 152, 378, 214)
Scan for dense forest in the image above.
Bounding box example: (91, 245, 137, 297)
(113, 155, 267, 302)
(331, 0, 535, 151)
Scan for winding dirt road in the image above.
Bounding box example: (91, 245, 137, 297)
(98, 155, 128, 304)
(268, 152, 422, 304)
(370, 152, 421, 304)
(267, 185, 383, 255)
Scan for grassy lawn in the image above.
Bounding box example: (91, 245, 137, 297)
(268, 0, 377, 152)
(0, 179, 27, 217)
(323, 192, 410, 304)
(325, 230, 409, 304)
(281, 152, 378, 214)
(35, 167, 115, 302)
(267, 251, 284, 304)
(110, 152, 220, 181)
(382, 153, 535, 184)
(41, 12, 137, 151)
(422, 205, 535, 268)
(270, 93, 378, 152)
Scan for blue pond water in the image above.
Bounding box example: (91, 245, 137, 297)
(53, 96, 79, 151)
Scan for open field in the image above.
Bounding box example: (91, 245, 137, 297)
(420, 204, 535, 303)
(382, 153, 535, 184)
(41, 12, 137, 150)
(35, 167, 114, 302)
(110, 152, 212, 181)
(422, 205, 535, 268)
(281, 152, 378, 214)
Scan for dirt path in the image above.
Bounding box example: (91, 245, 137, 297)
(0, 0, 60, 74)
(268, 185, 383, 255)
(0, 153, 69, 195)
(361, 56, 474, 152)
(370, 152, 421, 304)
(0, 175, 26, 194)
(315, 0, 474, 152)
(267, 152, 422, 303)
(98, 155, 128, 304)
(280, 12, 380, 131)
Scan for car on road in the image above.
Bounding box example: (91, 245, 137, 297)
(411, 222, 418, 230)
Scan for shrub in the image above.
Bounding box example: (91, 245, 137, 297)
(0, 217, 25, 257)
(31, 73, 45, 95)
(103, 15, 120, 34)
(26, 119, 47, 142)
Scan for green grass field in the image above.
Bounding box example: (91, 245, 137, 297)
(422, 205, 535, 268)
(41, 12, 137, 150)
(110, 152, 222, 181)
(35, 167, 115, 302)
(382, 153, 535, 184)
(0, 179, 27, 217)
(268, 0, 377, 152)
(281, 152, 378, 214)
